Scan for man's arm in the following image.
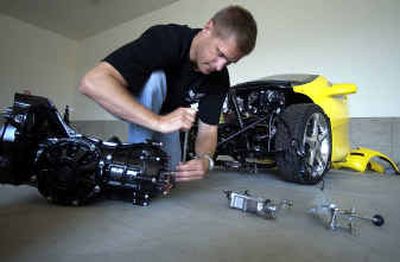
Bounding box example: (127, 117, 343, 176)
(175, 119, 217, 182)
(194, 120, 218, 157)
(79, 62, 196, 133)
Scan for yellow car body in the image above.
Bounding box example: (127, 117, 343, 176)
(292, 75, 357, 163)
(217, 73, 394, 183)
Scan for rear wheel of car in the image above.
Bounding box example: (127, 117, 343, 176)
(275, 103, 331, 184)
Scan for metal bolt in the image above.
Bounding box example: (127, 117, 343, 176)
(93, 185, 101, 193)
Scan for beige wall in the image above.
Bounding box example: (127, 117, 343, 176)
(74, 0, 400, 120)
(0, 0, 399, 120)
(0, 14, 79, 112)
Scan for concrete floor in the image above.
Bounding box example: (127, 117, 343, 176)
(1, 168, 399, 262)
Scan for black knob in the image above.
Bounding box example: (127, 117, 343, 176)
(372, 214, 384, 227)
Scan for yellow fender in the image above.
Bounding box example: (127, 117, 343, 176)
(332, 147, 400, 174)
(293, 75, 357, 162)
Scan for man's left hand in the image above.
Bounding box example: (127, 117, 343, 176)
(175, 157, 209, 182)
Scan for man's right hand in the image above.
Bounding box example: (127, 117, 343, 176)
(157, 107, 197, 133)
(80, 63, 197, 134)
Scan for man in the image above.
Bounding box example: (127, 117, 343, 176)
(79, 5, 257, 182)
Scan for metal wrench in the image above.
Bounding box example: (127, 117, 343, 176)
(182, 103, 198, 163)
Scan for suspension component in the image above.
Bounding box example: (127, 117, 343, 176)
(309, 202, 385, 234)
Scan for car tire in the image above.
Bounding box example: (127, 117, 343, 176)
(275, 103, 331, 184)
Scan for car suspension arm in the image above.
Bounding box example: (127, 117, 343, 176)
(217, 116, 269, 147)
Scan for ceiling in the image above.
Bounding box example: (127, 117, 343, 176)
(0, 0, 179, 40)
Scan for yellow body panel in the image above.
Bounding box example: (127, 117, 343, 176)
(332, 147, 400, 174)
(292, 75, 357, 162)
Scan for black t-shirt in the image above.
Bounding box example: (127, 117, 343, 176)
(103, 24, 230, 125)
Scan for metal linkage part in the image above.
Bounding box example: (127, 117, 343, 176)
(224, 190, 293, 219)
(309, 203, 384, 234)
(182, 102, 199, 163)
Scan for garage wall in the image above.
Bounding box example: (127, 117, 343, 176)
(0, 0, 398, 163)
(1, 0, 397, 118)
(0, 14, 79, 112)
(74, 0, 400, 120)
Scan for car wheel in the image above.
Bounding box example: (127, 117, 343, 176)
(275, 103, 331, 184)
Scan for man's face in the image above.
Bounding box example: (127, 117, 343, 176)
(192, 21, 243, 75)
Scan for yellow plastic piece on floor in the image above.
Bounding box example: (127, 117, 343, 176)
(332, 147, 400, 174)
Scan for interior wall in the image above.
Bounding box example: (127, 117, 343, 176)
(74, 0, 400, 120)
(0, 14, 78, 112)
(0, 0, 398, 120)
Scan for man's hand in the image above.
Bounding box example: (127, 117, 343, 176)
(175, 157, 209, 182)
(175, 120, 217, 182)
(80, 63, 197, 135)
(157, 107, 197, 133)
